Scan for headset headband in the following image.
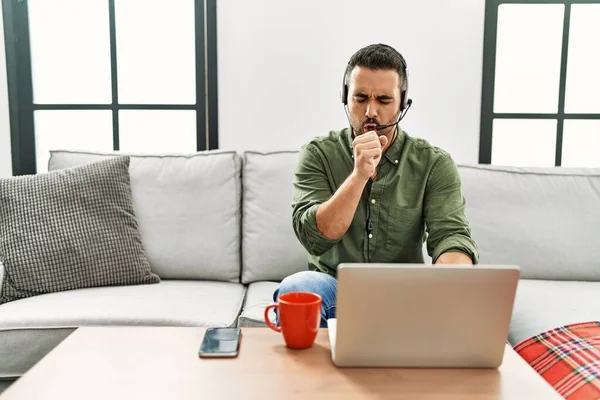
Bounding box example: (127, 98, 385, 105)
(341, 46, 410, 111)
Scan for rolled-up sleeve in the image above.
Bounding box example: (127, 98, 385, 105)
(291, 145, 341, 256)
(424, 154, 479, 264)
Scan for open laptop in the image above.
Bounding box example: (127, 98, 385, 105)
(327, 263, 520, 368)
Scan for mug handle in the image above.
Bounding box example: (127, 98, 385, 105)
(264, 304, 281, 332)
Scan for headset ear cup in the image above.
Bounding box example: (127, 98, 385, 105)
(400, 89, 407, 111)
(341, 63, 351, 105)
(403, 65, 409, 111)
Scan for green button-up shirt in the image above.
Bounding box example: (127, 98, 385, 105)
(291, 127, 479, 277)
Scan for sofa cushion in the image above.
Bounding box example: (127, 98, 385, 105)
(0, 157, 159, 305)
(241, 152, 309, 283)
(508, 279, 600, 345)
(237, 281, 279, 327)
(0, 280, 246, 378)
(458, 165, 600, 280)
(48, 150, 242, 282)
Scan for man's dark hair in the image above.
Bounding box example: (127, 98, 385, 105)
(344, 43, 407, 90)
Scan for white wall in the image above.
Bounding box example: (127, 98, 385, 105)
(0, 4, 12, 177)
(217, 0, 485, 164)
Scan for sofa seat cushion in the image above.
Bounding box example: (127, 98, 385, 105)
(0, 281, 245, 378)
(509, 279, 600, 345)
(238, 281, 279, 327)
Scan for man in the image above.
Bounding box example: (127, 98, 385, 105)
(273, 43, 479, 327)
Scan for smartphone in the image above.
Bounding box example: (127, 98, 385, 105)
(198, 327, 241, 358)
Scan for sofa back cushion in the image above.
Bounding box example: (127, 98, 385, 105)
(241, 152, 309, 283)
(458, 164, 600, 281)
(48, 150, 242, 282)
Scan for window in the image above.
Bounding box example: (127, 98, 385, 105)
(2, 0, 218, 175)
(480, 0, 600, 167)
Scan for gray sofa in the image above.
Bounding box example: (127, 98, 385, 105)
(0, 149, 599, 381)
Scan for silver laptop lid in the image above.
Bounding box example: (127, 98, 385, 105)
(333, 263, 520, 368)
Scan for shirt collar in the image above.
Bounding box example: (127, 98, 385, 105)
(384, 127, 406, 165)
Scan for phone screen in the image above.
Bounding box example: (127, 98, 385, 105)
(199, 327, 241, 358)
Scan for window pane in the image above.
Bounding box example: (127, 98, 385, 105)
(34, 111, 113, 173)
(562, 120, 600, 167)
(118, 110, 196, 153)
(28, 0, 111, 104)
(115, 0, 196, 104)
(492, 119, 557, 167)
(493, 4, 564, 113)
(564, 5, 600, 113)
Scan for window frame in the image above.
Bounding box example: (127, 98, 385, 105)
(2, 0, 219, 176)
(479, 0, 600, 165)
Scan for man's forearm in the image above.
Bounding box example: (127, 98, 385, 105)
(316, 172, 368, 240)
(435, 251, 473, 265)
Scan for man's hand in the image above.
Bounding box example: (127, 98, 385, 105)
(352, 131, 388, 180)
(435, 251, 473, 265)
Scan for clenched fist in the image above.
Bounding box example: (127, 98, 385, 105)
(352, 131, 388, 180)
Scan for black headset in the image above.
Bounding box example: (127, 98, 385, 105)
(340, 45, 411, 112)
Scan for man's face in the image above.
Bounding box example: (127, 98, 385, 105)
(347, 66, 402, 138)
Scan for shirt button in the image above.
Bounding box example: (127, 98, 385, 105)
(371, 199, 376, 204)
(394, 160, 398, 164)
(368, 234, 373, 239)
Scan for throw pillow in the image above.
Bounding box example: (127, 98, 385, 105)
(0, 156, 160, 305)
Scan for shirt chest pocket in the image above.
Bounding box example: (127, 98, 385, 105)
(385, 205, 424, 250)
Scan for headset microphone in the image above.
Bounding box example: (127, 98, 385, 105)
(375, 99, 412, 130)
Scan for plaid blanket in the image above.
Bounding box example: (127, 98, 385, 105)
(514, 321, 600, 400)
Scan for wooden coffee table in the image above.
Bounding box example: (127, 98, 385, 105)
(0, 327, 561, 399)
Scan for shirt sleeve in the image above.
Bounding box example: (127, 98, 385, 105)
(423, 154, 479, 264)
(291, 144, 341, 256)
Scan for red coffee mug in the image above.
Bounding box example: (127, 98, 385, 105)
(264, 292, 322, 349)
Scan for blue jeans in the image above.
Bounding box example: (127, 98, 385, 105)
(272, 271, 337, 328)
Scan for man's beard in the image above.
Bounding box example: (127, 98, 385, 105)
(351, 113, 401, 137)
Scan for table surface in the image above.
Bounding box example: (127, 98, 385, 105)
(0, 327, 561, 400)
